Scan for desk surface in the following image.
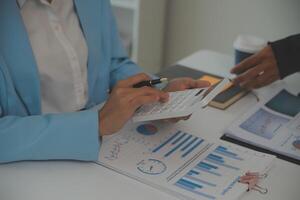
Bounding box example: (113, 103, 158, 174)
(1, 50, 299, 200)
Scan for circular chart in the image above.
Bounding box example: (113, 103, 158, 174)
(137, 159, 167, 175)
(136, 124, 158, 136)
(292, 140, 300, 150)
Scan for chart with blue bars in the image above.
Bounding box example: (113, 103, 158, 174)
(151, 130, 207, 159)
(174, 145, 246, 200)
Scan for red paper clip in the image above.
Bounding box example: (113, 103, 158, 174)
(239, 171, 268, 194)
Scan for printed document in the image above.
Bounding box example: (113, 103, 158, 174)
(226, 89, 300, 161)
(98, 121, 275, 200)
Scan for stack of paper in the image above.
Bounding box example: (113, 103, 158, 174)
(98, 121, 275, 200)
(225, 89, 300, 162)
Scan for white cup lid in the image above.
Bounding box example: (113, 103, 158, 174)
(234, 35, 267, 53)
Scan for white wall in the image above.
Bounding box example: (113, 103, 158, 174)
(137, 0, 167, 73)
(164, 0, 300, 66)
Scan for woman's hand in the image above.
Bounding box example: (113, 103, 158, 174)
(163, 77, 210, 92)
(99, 73, 169, 136)
(162, 78, 210, 122)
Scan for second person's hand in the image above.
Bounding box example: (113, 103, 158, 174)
(231, 46, 280, 89)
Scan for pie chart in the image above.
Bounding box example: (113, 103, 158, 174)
(136, 124, 158, 136)
(292, 140, 300, 150)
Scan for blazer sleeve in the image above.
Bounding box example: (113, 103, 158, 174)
(0, 65, 100, 163)
(0, 112, 100, 164)
(104, 0, 143, 88)
(270, 34, 300, 78)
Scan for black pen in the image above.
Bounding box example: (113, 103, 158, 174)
(133, 78, 168, 88)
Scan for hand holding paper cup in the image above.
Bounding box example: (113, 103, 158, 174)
(231, 35, 280, 89)
(233, 35, 267, 65)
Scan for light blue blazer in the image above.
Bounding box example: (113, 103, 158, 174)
(0, 0, 142, 163)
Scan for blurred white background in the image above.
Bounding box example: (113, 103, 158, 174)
(112, 0, 300, 73)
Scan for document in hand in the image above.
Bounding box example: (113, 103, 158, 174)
(97, 121, 275, 200)
(133, 79, 230, 122)
(225, 89, 300, 163)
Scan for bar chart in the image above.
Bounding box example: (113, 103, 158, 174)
(174, 145, 247, 200)
(151, 130, 205, 159)
(100, 122, 275, 200)
(175, 177, 217, 200)
(213, 146, 244, 161)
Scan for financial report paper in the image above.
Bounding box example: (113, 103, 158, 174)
(98, 121, 275, 200)
(226, 89, 300, 161)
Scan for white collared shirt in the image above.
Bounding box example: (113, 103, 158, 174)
(18, 0, 89, 113)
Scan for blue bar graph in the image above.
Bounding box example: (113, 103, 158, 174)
(152, 132, 205, 159)
(177, 178, 202, 189)
(214, 146, 244, 161)
(198, 162, 218, 170)
(195, 165, 222, 177)
(164, 134, 192, 157)
(207, 154, 224, 163)
(187, 170, 199, 176)
(181, 135, 193, 147)
(181, 137, 198, 151)
(182, 139, 203, 158)
(172, 132, 187, 145)
(205, 154, 240, 171)
(152, 131, 181, 153)
(185, 175, 217, 187)
(175, 179, 216, 200)
(174, 145, 247, 200)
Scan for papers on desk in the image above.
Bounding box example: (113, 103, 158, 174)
(133, 88, 206, 122)
(98, 121, 275, 200)
(133, 79, 230, 122)
(225, 89, 300, 163)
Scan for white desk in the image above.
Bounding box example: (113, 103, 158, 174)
(1, 50, 299, 200)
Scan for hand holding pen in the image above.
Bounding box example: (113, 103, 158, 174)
(133, 78, 168, 88)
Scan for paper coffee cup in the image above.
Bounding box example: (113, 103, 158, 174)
(234, 35, 267, 65)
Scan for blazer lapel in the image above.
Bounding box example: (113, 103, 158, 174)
(0, 0, 41, 115)
(74, 0, 103, 102)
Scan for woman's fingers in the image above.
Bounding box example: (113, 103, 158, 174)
(131, 95, 160, 109)
(125, 87, 169, 102)
(194, 80, 211, 88)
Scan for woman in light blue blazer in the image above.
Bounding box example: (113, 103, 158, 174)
(0, 0, 208, 163)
